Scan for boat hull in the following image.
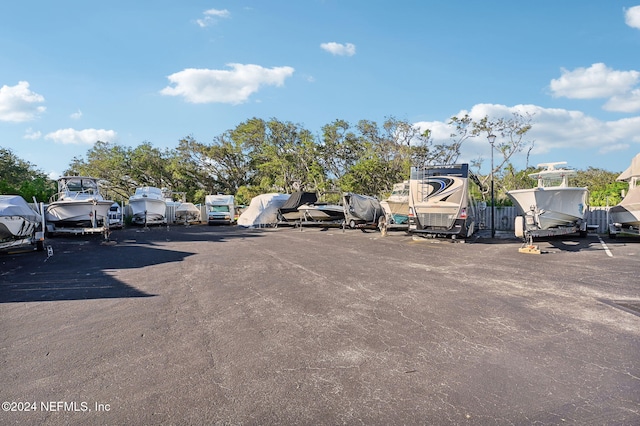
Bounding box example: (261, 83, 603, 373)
(609, 187, 640, 227)
(298, 205, 345, 222)
(0, 195, 42, 240)
(507, 187, 588, 230)
(46, 200, 114, 227)
(380, 200, 409, 224)
(0, 216, 39, 240)
(129, 198, 167, 224)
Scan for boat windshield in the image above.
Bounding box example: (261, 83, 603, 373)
(63, 178, 98, 193)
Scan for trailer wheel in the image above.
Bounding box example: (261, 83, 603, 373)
(36, 240, 44, 251)
(349, 219, 357, 229)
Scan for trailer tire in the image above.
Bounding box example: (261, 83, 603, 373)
(36, 240, 44, 251)
(349, 219, 357, 229)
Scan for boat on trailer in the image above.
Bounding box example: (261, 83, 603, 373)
(45, 176, 114, 235)
(128, 186, 167, 225)
(297, 203, 345, 222)
(277, 191, 318, 223)
(507, 162, 589, 241)
(608, 153, 640, 238)
(0, 195, 45, 251)
(379, 181, 410, 232)
(407, 163, 477, 239)
(342, 192, 384, 229)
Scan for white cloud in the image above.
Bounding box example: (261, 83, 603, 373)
(625, 5, 640, 29)
(160, 64, 295, 104)
(549, 63, 640, 99)
(44, 128, 117, 145)
(196, 8, 230, 27)
(70, 109, 83, 119)
(23, 128, 42, 140)
(414, 103, 640, 161)
(0, 81, 46, 122)
(604, 89, 640, 113)
(320, 42, 356, 56)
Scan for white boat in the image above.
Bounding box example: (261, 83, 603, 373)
(128, 186, 167, 225)
(175, 202, 201, 223)
(507, 162, 589, 231)
(380, 181, 409, 225)
(46, 176, 114, 228)
(609, 153, 640, 230)
(297, 203, 345, 222)
(0, 195, 42, 241)
(277, 191, 318, 222)
(108, 202, 123, 228)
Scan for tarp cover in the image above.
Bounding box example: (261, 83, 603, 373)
(0, 195, 41, 222)
(237, 193, 290, 227)
(279, 191, 317, 213)
(343, 193, 383, 223)
(617, 153, 640, 181)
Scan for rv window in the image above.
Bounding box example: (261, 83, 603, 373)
(209, 205, 230, 212)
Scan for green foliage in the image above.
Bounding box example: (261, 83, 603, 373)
(0, 147, 56, 202)
(17, 115, 628, 209)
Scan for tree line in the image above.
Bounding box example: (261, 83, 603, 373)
(1, 115, 628, 207)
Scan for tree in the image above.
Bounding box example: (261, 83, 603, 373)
(469, 112, 535, 201)
(0, 147, 56, 202)
(574, 167, 626, 206)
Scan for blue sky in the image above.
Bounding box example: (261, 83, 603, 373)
(2, 1, 640, 179)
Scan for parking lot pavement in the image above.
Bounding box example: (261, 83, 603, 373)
(1, 225, 639, 425)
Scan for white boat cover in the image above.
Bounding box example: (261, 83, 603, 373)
(617, 153, 640, 181)
(237, 193, 290, 227)
(0, 195, 41, 222)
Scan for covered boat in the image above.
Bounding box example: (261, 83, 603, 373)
(277, 191, 318, 222)
(297, 203, 345, 222)
(608, 153, 640, 237)
(175, 202, 201, 223)
(342, 193, 384, 229)
(0, 195, 42, 241)
(507, 162, 589, 233)
(46, 176, 114, 228)
(128, 186, 167, 225)
(237, 193, 290, 227)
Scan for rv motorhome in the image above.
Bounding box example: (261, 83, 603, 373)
(205, 194, 235, 225)
(407, 163, 477, 239)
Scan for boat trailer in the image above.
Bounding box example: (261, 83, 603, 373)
(514, 215, 589, 254)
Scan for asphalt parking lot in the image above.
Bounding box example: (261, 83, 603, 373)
(1, 225, 639, 425)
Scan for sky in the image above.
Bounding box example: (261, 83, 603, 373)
(2, 1, 640, 180)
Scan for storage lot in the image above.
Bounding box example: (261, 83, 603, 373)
(1, 226, 639, 425)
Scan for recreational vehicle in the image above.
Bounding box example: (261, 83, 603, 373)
(407, 163, 477, 239)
